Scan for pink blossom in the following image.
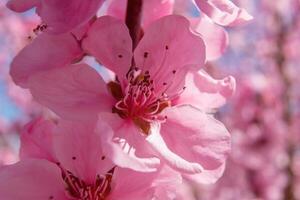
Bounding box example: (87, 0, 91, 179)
(0, 117, 182, 199)
(22, 15, 232, 184)
(194, 0, 253, 26)
(6, 0, 105, 33)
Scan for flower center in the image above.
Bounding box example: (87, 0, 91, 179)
(108, 68, 172, 135)
(63, 168, 114, 200)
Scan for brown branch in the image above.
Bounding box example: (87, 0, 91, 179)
(273, 10, 296, 200)
(125, 0, 143, 50)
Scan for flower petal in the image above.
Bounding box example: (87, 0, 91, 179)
(195, 0, 253, 26)
(6, 0, 39, 12)
(142, 0, 174, 28)
(28, 64, 114, 121)
(0, 159, 65, 200)
(192, 15, 229, 61)
(97, 113, 160, 172)
(185, 162, 226, 184)
(39, 0, 105, 33)
(110, 166, 182, 200)
(160, 105, 231, 184)
(20, 118, 57, 162)
(82, 16, 132, 79)
(53, 120, 114, 184)
(10, 33, 83, 88)
(147, 122, 204, 174)
(134, 15, 205, 94)
(176, 70, 236, 111)
(109, 167, 157, 200)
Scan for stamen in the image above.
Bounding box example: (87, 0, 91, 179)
(63, 168, 114, 200)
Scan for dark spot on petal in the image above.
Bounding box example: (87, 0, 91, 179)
(101, 156, 106, 160)
(163, 82, 167, 85)
(72, 156, 76, 160)
(144, 52, 149, 58)
(49, 195, 54, 199)
(172, 70, 176, 74)
(165, 45, 169, 50)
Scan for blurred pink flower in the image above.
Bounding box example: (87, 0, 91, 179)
(6, 0, 105, 33)
(194, 0, 253, 26)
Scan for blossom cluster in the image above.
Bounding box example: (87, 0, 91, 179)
(0, 0, 252, 199)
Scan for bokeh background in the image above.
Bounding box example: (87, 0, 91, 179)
(0, 0, 300, 199)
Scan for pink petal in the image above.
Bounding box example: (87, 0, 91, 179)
(160, 105, 231, 184)
(109, 167, 158, 200)
(20, 118, 57, 162)
(28, 64, 114, 121)
(6, 0, 39, 12)
(105, 0, 127, 20)
(151, 166, 184, 199)
(0, 159, 66, 200)
(10, 33, 83, 88)
(147, 122, 204, 174)
(82, 16, 132, 79)
(110, 166, 182, 200)
(97, 113, 160, 172)
(38, 0, 105, 33)
(134, 15, 205, 94)
(192, 15, 229, 61)
(142, 0, 174, 28)
(185, 162, 226, 184)
(176, 70, 236, 111)
(53, 120, 114, 184)
(195, 0, 253, 26)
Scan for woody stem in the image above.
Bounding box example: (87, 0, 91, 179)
(125, 0, 143, 50)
